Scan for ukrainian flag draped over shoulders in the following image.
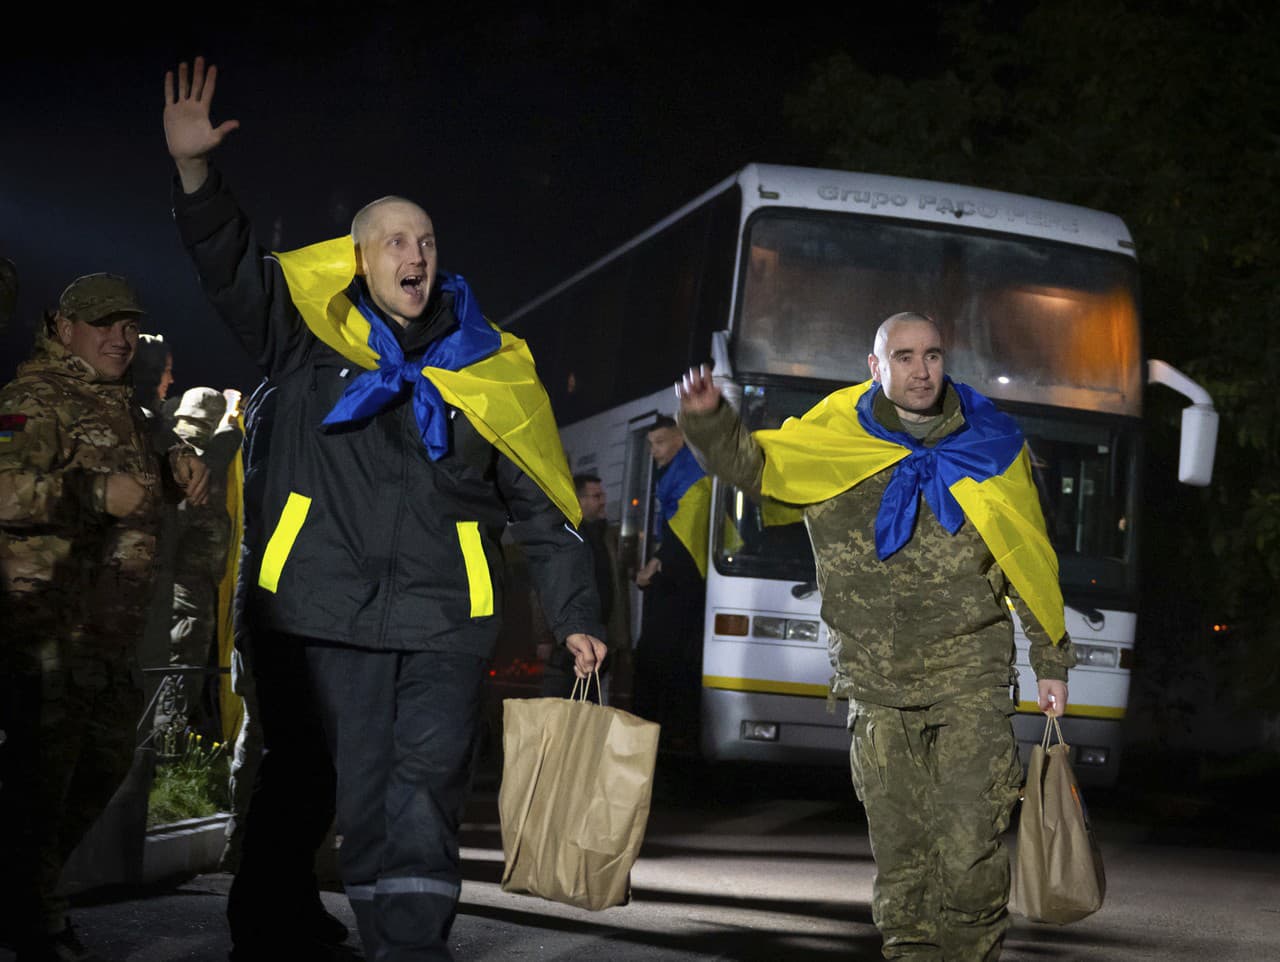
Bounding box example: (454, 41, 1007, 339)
(271, 235, 581, 526)
(657, 445, 711, 579)
(754, 379, 1066, 642)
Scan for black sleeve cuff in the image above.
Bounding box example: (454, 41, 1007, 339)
(171, 165, 240, 248)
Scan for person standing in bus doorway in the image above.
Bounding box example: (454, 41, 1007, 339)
(162, 56, 605, 962)
(633, 416, 711, 753)
(675, 312, 1076, 961)
(540, 473, 633, 702)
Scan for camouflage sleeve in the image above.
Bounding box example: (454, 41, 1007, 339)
(0, 389, 103, 526)
(677, 400, 765, 498)
(1009, 580, 1076, 682)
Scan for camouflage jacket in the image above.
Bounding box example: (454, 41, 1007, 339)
(173, 420, 243, 590)
(0, 333, 167, 647)
(679, 388, 1075, 709)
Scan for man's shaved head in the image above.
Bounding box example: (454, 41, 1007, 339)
(351, 195, 428, 248)
(872, 312, 938, 358)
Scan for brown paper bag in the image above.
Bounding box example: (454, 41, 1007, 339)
(498, 675, 660, 910)
(1012, 714, 1107, 924)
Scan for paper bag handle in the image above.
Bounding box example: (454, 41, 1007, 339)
(1040, 713, 1068, 750)
(570, 669, 604, 705)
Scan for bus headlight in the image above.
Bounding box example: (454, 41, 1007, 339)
(784, 619, 820, 642)
(1074, 643, 1120, 668)
(741, 721, 779, 742)
(753, 616, 787, 638)
(752, 617, 820, 642)
(1075, 745, 1109, 766)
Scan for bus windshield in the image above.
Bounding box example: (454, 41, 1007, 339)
(734, 210, 1142, 416)
(714, 383, 1138, 600)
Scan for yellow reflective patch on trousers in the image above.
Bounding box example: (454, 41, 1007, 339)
(258, 492, 312, 593)
(456, 521, 493, 618)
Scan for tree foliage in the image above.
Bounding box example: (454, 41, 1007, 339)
(786, 0, 1280, 719)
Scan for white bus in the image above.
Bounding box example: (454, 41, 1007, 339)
(500, 163, 1217, 787)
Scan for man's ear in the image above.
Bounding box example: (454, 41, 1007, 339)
(353, 244, 366, 277)
(54, 312, 74, 347)
(867, 352, 881, 382)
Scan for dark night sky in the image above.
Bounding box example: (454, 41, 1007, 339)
(1, 3, 940, 395)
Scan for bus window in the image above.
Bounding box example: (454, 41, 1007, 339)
(734, 210, 1142, 416)
(1016, 412, 1138, 599)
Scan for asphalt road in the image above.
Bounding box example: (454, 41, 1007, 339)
(3, 757, 1277, 961)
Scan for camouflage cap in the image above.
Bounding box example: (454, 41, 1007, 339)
(58, 272, 146, 326)
(173, 387, 227, 439)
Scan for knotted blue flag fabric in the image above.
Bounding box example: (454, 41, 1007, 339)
(656, 444, 707, 526)
(321, 272, 502, 459)
(856, 378, 1025, 560)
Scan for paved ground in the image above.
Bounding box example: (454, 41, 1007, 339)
(3, 754, 1278, 962)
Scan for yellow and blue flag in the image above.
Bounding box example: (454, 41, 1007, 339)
(273, 236, 581, 526)
(755, 379, 1066, 642)
(657, 445, 711, 579)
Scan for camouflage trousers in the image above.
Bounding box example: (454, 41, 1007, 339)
(849, 690, 1023, 962)
(0, 634, 142, 936)
(153, 579, 220, 742)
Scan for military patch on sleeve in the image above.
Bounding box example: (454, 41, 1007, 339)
(0, 413, 28, 442)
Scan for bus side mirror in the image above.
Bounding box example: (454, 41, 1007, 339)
(1147, 359, 1218, 487)
(1178, 404, 1218, 486)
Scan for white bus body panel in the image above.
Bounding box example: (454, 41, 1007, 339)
(701, 561, 1133, 785)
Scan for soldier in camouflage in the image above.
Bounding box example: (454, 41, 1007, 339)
(0, 273, 209, 962)
(677, 313, 1075, 962)
(153, 386, 243, 745)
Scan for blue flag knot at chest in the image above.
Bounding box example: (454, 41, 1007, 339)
(856, 379, 1025, 560)
(320, 272, 501, 460)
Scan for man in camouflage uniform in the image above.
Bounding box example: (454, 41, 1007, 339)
(153, 386, 243, 744)
(676, 312, 1075, 961)
(0, 274, 209, 962)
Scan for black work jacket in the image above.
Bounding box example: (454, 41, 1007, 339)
(172, 168, 601, 655)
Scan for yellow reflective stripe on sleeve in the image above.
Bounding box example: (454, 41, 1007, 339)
(456, 521, 494, 618)
(258, 492, 312, 593)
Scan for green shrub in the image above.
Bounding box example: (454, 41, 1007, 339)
(147, 731, 231, 827)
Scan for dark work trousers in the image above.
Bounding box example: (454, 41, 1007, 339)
(304, 643, 488, 962)
(226, 627, 338, 950)
(633, 572, 705, 748)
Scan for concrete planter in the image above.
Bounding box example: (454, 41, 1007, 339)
(59, 747, 156, 895)
(58, 747, 232, 894)
(142, 814, 231, 883)
(58, 744, 340, 898)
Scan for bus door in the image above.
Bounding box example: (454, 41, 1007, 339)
(618, 415, 660, 644)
